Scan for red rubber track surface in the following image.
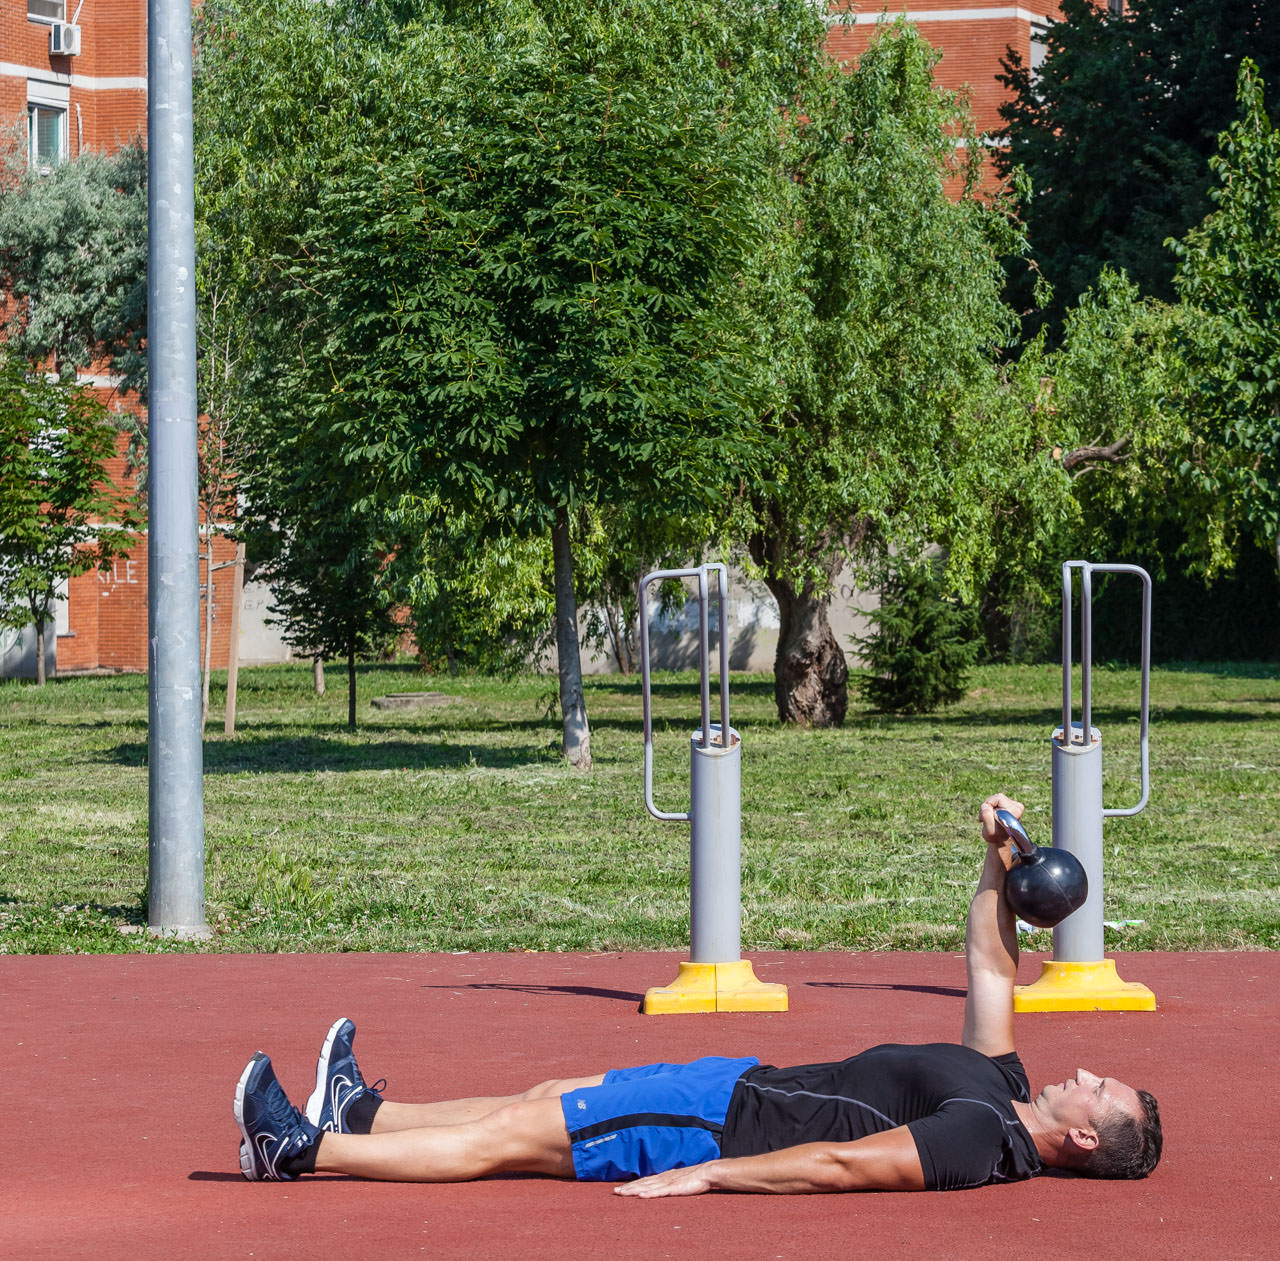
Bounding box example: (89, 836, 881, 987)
(6, 950, 1275, 1259)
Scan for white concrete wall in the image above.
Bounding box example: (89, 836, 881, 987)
(0, 570, 876, 679)
(0, 621, 56, 680)
(580, 564, 879, 675)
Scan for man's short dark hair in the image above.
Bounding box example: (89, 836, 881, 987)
(1076, 1089, 1162, 1180)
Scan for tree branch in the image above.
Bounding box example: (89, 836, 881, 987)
(1060, 435, 1130, 475)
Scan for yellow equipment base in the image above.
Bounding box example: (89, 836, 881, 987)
(644, 960, 789, 1015)
(1014, 959, 1156, 1012)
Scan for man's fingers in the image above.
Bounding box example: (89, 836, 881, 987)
(982, 793, 1022, 817)
(980, 794, 1024, 843)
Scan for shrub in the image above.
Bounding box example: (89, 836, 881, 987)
(857, 556, 980, 713)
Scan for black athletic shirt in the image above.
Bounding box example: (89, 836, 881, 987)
(720, 1042, 1042, 1191)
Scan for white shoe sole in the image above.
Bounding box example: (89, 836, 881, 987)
(305, 1017, 352, 1127)
(234, 1054, 265, 1179)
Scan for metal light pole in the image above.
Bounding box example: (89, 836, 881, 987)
(146, 0, 207, 937)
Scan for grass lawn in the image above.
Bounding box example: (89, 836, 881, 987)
(1, 661, 1277, 955)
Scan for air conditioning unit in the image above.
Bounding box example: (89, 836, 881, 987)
(49, 23, 81, 57)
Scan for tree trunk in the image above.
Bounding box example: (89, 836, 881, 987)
(551, 505, 592, 770)
(605, 601, 634, 674)
(347, 646, 357, 730)
(313, 656, 326, 695)
(35, 613, 47, 686)
(748, 511, 853, 728)
(763, 575, 848, 727)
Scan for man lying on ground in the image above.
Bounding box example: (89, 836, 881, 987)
(233, 792, 1162, 1194)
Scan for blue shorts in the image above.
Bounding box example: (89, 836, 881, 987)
(559, 1055, 759, 1182)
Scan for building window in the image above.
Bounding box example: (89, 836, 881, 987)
(1029, 19, 1050, 78)
(54, 577, 71, 638)
(28, 103, 67, 172)
(28, 0, 66, 20)
(1108, 0, 1124, 14)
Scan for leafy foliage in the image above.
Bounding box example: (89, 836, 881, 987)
(404, 504, 555, 677)
(856, 555, 979, 714)
(246, 485, 408, 729)
(267, 1, 771, 519)
(943, 272, 1205, 659)
(973, 58, 1280, 655)
(997, 0, 1279, 338)
(1171, 60, 1280, 562)
(737, 20, 1027, 720)
(0, 140, 147, 379)
(0, 351, 138, 682)
(194, 0, 791, 764)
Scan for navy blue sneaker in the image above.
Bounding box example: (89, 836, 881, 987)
(234, 1052, 320, 1181)
(305, 1017, 383, 1133)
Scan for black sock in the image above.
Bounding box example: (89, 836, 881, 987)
(281, 1132, 320, 1177)
(345, 1093, 383, 1135)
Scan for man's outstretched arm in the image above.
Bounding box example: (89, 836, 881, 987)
(613, 1127, 925, 1198)
(960, 793, 1022, 1059)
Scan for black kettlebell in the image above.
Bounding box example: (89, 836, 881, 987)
(994, 808, 1088, 929)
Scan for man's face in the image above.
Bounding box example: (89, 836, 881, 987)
(1039, 1069, 1141, 1134)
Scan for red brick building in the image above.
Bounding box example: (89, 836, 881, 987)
(2, 0, 1096, 678)
(829, 4, 1078, 141)
(2, 0, 146, 165)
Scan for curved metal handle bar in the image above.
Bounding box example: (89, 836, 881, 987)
(638, 563, 730, 822)
(1061, 561, 1151, 817)
(995, 808, 1035, 858)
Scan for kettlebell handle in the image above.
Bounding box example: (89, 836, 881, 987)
(994, 808, 1036, 860)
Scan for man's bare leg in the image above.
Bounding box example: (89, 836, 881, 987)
(316, 1096, 577, 1182)
(369, 1075, 606, 1132)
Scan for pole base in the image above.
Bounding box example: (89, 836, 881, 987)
(1014, 959, 1156, 1012)
(643, 960, 789, 1015)
(147, 922, 211, 941)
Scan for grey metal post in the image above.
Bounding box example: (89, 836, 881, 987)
(639, 563, 740, 960)
(688, 723, 741, 962)
(1052, 561, 1151, 962)
(695, 563, 737, 959)
(146, 0, 207, 936)
(1051, 728, 1106, 960)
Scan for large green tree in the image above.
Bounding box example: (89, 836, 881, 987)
(737, 21, 1028, 724)
(979, 60, 1280, 646)
(998, 0, 1278, 337)
(1172, 60, 1280, 579)
(196, 0, 779, 768)
(959, 272, 1202, 658)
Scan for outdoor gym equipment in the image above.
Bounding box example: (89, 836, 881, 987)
(1014, 561, 1156, 1012)
(994, 809, 1088, 929)
(638, 563, 788, 1014)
